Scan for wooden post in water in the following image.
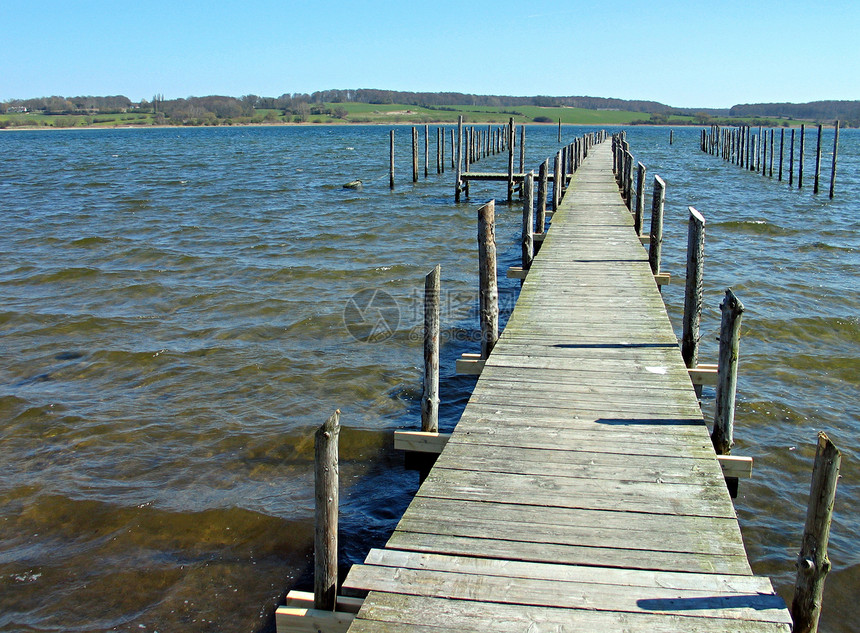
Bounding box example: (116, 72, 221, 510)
(314, 410, 340, 611)
(424, 124, 429, 178)
(779, 128, 785, 181)
(522, 171, 534, 270)
(830, 121, 839, 198)
(769, 129, 774, 177)
(669, 129, 674, 145)
(648, 175, 666, 276)
(421, 266, 440, 433)
(558, 119, 561, 142)
(477, 200, 498, 358)
(634, 162, 646, 236)
(507, 118, 515, 201)
(537, 159, 548, 235)
(455, 116, 463, 202)
(552, 150, 562, 211)
(389, 130, 395, 189)
(791, 432, 842, 633)
(790, 128, 795, 186)
(519, 125, 525, 175)
(711, 289, 744, 455)
(798, 124, 805, 188)
(814, 124, 822, 194)
(450, 129, 455, 170)
(464, 128, 471, 198)
(412, 127, 419, 183)
(436, 127, 442, 174)
(682, 208, 706, 370)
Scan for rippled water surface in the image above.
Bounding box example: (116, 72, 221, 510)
(1, 125, 857, 632)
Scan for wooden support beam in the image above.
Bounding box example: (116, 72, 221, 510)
(456, 353, 485, 375)
(534, 232, 546, 243)
(275, 606, 354, 633)
(717, 455, 753, 479)
(654, 272, 671, 286)
(639, 234, 650, 245)
(688, 364, 718, 386)
(507, 266, 528, 280)
(285, 590, 363, 614)
(393, 430, 451, 454)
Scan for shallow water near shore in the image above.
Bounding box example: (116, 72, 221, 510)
(1, 125, 857, 632)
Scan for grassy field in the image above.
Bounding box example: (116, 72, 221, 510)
(0, 102, 794, 129)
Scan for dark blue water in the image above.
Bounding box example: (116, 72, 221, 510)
(0, 124, 857, 632)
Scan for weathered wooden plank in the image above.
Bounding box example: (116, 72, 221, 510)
(350, 593, 791, 633)
(344, 565, 790, 623)
(384, 531, 750, 575)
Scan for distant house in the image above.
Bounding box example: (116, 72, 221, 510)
(7, 106, 28, 113)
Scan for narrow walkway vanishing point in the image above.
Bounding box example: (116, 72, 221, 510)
(340, 141, 792, 631)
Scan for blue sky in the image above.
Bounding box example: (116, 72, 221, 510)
(2, 0, 857, 108)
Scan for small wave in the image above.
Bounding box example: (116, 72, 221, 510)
(713, 219, 797, 236)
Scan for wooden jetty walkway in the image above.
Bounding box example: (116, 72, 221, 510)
(337, 140, 792, 632)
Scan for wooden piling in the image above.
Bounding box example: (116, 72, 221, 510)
(769, 129, 774, 177)
(669, 129, 674, 145)
(537, 159, 548, 234)
(798, 124, 805, 188)
(552, 150, 562, 211)
(790, 128, 796, 186)
(436, 127, 442, 174)
(424, 125, 429, 178)
(522, 171, 535, 270)
(464, 128, 471, 198)
(830, 121, 839, 198)
(389, 130, 395, 189)
(648, 175, 666, 276)
(455, 116, 463, 202)
(624, 151, 634, 211)
(477, 200, 498, 358)
(519, 125, 525, 175)
(634, 162, 646, 236)
(314, 410, 340, 611)
(507, 118, 515, 201)
(682, 208, 706, 369)
(412, 127, 419, 183)
(813, 124, 822, 194)
(450, 129, 455, 170)
(421, 266, 440, 433)
(791, 432, 842, 633)
(711, 289, 744, 455)
(558, 119, 561, 142)
(779, 128, 785, 181)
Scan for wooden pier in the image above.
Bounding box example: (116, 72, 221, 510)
(280, 138, 793, 632)
(346, 140, 791, 632)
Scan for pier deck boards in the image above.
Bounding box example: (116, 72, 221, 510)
(342, 142, 791, 632)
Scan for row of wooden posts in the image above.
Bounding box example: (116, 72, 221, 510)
(701, 122, 840, 198)
(614, 131, 842, 633)
(389, 119, 513, 189)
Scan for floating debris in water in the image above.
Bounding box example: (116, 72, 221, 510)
(343, 180, 362, 189)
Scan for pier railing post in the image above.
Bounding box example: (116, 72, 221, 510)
(711, 289, 744, 455)
(537, 159, 548, 235)
(779, 128, 785, 181)
(830, 121, 839, 198)
(519, 125, 525, 175)
(798, 124, 805, 188)
(552, 150, 562, 211)
(634, 162, 646, 236)
(791, 432, 841, 633)
(314, 410, 340, 611)
(424, 124, 430, 178)
(624, 151, 634, 210)
(522, 171, 535, 270)
(477, 200, 499, 358)
(421, 266, 440, 433)
(648, 175, 666, 276)
(682, 208, 706, 369)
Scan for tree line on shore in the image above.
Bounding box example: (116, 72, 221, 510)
(2, 91, 857, 127)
